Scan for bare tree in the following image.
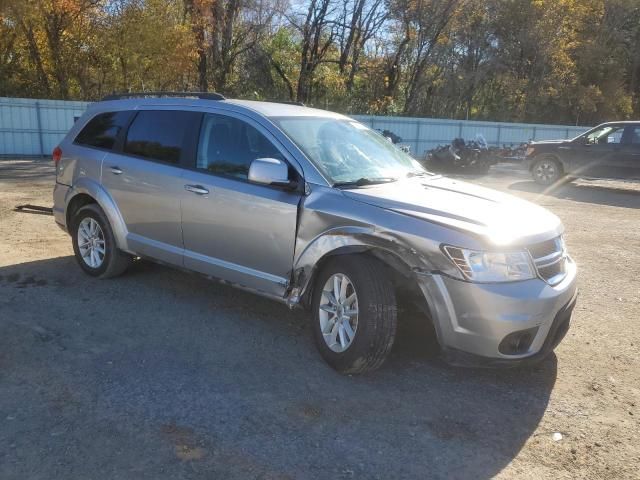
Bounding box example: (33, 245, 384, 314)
(184, 0, 208, 91)
(399, 0, 459, 113)
(286, 0, 340, 103)
(337, 0, 387, 92)
(208, 0, 275, 92)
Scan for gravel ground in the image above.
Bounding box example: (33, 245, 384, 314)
(0, 159, 638, 479)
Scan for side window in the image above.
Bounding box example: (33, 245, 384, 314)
(607, 129, 624, 144)
(626, 126, 640, 145)
(124, 111, 196, 164)
(586, 126, 624, 145)
(196, 113, 284, 179)
(74, 111, 133, 150)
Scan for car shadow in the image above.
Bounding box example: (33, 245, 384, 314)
(1, 256, 556, 480)
(509, 179, 640, 209)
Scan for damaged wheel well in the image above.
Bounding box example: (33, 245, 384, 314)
(300, 248, 435, 328)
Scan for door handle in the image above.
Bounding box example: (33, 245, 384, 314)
(110, 166, 123, 175)
(184, 184, 210, 195)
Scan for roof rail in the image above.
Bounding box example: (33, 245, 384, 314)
(102, 91, 225, 101)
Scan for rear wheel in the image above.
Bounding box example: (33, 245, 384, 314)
(532, 156, 562, 185)
(71, 204, 132, 278)
(311, 256, 397, 374)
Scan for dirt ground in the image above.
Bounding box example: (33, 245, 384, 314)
(0, 158, 638, 480)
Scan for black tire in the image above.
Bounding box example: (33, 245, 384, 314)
(311, 255, 398, 374)
(71, 203, 132, 278)
(531, 156, 563, 185)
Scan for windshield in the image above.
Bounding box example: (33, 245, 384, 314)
(273, 117, 428, 185)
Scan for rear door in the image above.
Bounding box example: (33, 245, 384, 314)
(180, 111, 302, 297)
(102, 109, 201, 265)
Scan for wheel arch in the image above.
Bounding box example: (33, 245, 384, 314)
(66, 193, 97, 229)
(291, 228, 431, 316)
(64, 179, 130, 252)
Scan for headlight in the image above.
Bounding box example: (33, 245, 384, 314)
(443, 245, 535, 282)
(525, 147, 535, 156)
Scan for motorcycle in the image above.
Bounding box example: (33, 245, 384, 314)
(378, 128, 411, 154)
(423, 134, 495, 174)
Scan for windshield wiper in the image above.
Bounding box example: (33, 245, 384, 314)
(333, 177, 397, 188)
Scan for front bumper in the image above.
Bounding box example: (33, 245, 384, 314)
(416, 258, 577, 366)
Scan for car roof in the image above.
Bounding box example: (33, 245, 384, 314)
(224, 99, 345, 119)
(597, 121, 640, 126)
(94, 96, 348, 120)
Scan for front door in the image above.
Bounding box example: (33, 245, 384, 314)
(568, 124, 628, 179)
(180, 112, 301, 297)
(102, 109, 201, 265)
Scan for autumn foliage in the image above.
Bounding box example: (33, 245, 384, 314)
(0, 0, 638, 124)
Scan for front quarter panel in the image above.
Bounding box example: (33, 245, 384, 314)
(291, 184, 482, 299)
(528, 141, 574, 172)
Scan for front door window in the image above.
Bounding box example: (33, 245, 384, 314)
(585, 126, 625, 145)
(196, 113, 285, 180)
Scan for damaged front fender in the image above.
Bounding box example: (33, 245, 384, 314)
(285, 184, 462, 307)
(287, 225, 432, 306)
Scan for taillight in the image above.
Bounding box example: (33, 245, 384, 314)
(52, 146, 62, 167)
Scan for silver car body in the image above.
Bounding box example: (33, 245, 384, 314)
(53, 98, 577, 364)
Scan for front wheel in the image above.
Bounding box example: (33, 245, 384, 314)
(532, 156, 563, 185)
(311, 256, 397, 374)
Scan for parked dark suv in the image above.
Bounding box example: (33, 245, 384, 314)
(526, 121, 640, 185)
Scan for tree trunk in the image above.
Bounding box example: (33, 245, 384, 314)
(43, 13, 70, 99)
(21, 21, 51, 96)
(184, 0, 208, 91)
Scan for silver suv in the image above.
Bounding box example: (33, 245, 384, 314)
(52, 93, 577, 373)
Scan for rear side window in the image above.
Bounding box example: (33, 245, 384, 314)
(124, 111, 197, 164)
(626, 126, 640, 145)
(196, 113, 284, 179)
(74, 111, 132, 150)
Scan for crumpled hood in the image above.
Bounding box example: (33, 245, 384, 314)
(342, 176, 563, 246)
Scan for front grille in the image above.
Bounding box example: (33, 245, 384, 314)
(538, 261, 564, 280)
(528, 238, 559, 259)
(527, 236, 567, 285)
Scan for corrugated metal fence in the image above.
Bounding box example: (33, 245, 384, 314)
(0, 97, 89, 156)
(352, 115, 589, 158)
(0, 96, 589, 157)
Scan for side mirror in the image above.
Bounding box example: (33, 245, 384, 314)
(248, 158, 298, 190)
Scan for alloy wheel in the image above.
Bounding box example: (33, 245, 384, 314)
(77, 217, 106, 269)
(319, 273, 359, 353)
(534, 160, 557, 183)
